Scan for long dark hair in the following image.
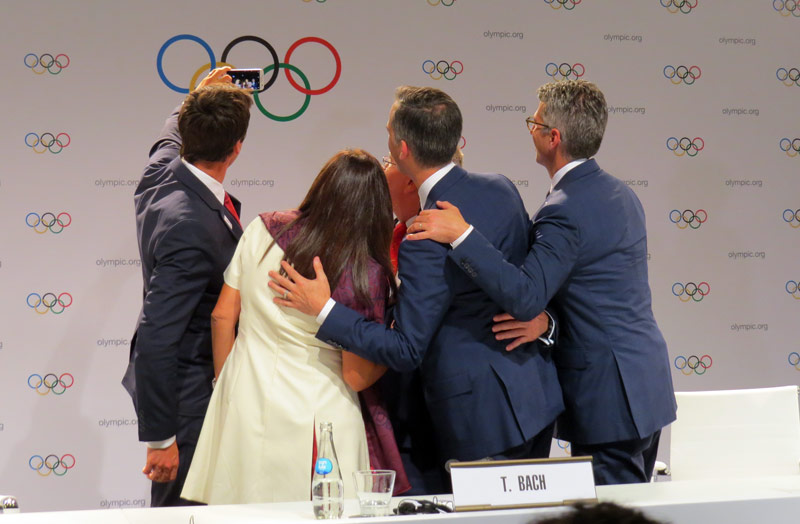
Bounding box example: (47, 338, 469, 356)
(270, 149, 396, 308)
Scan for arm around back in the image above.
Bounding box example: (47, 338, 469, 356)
(211, 283, 241, 378)
(449, 205, 580, 321)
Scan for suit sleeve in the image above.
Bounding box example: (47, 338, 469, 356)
(317, 237, 453, 372)
(449, 203, 581, 321)
(143, 104, 183, 176)
(134, 219, 217, 440)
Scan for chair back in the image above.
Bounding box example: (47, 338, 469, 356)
(671, 385, 800, 481)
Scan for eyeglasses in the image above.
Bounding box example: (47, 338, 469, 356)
(382, 155, 396, 168)
(525, 116, 551, 132)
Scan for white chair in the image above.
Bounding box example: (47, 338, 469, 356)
(668, 385, 800, 481)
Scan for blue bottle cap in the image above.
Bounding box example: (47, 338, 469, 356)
(315, 458, 333, 475)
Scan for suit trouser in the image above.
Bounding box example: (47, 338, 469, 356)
(490, 420, 556, 461)
(436, 421, 557, 494)
(571, 429, 661, 486)
(150, 415, 205, 507)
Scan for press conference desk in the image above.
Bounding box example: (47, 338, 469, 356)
(3, 476, 800, 524)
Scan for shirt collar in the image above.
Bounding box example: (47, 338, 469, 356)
(182, 158, 225, 205)
(418, 162, 455, 208)
(551, 158, 588, 192)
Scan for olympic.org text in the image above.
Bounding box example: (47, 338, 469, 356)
(624, 179, 648, 188)
(94, 179, 137, 189)
(730, 323, 768, 332)
(607, 106, 645, 116)
(100, 498, 146, 509)
(229, 179, 275, 188)
(96, 258, 142, 268)
(97, 338, 129, 349)
(483, 31, 523, 40)
(511, 180, 529, 188)
(725, 179, 763, 188)
(728, 251, 766, 260)
(486, 105, 527, 113)
(0, 423, 4, 432)
(722, 108, 759, 117)
(719, 37, 756, 46)
(604, 34, 643, 43)
(98, 418, 137, 428)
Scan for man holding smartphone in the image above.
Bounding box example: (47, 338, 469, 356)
(122, 67, 253, 506)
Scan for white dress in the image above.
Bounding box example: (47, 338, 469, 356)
(182, 216, 369, 504)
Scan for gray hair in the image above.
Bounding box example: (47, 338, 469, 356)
(537, 80, 608, 160)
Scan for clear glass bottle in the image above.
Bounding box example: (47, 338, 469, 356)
(311, 422, 344, 519)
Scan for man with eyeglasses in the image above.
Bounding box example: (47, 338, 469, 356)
(269, 86, 564, 484)
(407, 80, 676, 485)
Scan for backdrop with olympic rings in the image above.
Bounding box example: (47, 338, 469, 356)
(0, 0, 797, 512)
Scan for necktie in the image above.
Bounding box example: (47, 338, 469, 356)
(224, 192, 241, 227)
(390, 221, 407, 274)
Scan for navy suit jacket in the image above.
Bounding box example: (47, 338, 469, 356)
(122, 105, 243, 442)
(318, 166, 564, 462)
(450, 159, 676, 445)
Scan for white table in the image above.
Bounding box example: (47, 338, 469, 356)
(3, 476, 800, 524)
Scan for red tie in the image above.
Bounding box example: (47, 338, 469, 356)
(390, 221, 407, 274)
(224, 192, 241, 227)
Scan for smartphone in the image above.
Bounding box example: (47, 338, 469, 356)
(228, 68, 263, 91)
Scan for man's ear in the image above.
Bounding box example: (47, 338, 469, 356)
(398, 139, 410, 160)
(549, 128, 561, 150)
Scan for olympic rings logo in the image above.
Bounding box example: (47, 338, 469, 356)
(669, 209, 707, 229)
(157, 34, 341, 122)
(783, 209, 800, 228)
(777, 68, 800, 86)
(427, 0, 456, 5)
(29, 454, 76, 477)
(666, 136, 704, 157)
(545, 62, 584, 81)
(28, 373, 74, 396)
(421, 60, 463, 81)
(27, 292, 73, 314)
(780, 138, 800, 157)
(24, 53, 70, 75)
(789, 352, 800, 370)
(544, 0, 581, 10)
(672, 282, 710, 302)
(786, 281, 800, 299)
(674, 355, 712, 375)
(556, 440, 571, 454)
(661, 0, 698, 14)
(663, 65, 701, 85)
(25, 132, 70, 154)
(773, 0, 800, 17)
(26, 212, 72, 234)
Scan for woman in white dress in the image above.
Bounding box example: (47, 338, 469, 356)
(182, 149, 397, 504)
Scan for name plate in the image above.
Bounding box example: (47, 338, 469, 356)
(449, 456, 596, 511)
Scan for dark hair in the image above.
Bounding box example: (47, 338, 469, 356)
(533, 502, 664, 524)
(273, 149, 397, 308)
(178, 84, 253, 164)
(391, 86, 462, 168)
